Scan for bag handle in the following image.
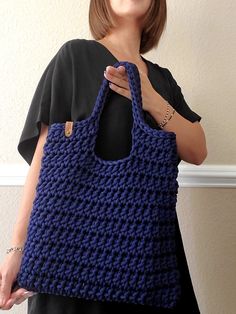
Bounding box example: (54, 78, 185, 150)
(91, 61, 145, 132)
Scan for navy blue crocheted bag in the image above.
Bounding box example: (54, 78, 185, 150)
(16, 61, 182, 309)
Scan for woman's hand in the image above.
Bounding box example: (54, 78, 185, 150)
(104, 65, 159, 112)
(0, 253, 36, 310)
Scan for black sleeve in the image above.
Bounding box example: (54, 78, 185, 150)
(163, 67, 202, 123)
(17, 41, 73, 165)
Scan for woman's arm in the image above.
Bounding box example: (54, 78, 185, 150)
(0, 123, 48, 310)
(147, 93, 207, 165)
(10, 122, 49, 247)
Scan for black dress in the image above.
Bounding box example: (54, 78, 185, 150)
(17, 38, 201, 314)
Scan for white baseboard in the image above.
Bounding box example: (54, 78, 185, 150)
(177, 164, 236, 188)
(0, 164, 235, 188)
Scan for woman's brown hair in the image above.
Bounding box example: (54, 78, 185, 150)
(89, 0, 167, 54)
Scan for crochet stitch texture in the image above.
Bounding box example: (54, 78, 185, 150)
(16, 61, 182, 309)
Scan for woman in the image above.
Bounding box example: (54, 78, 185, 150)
(0, 0, 207, 312)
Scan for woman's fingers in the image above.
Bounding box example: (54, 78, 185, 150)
(106, 65, 127, 80)
(0, 273, 12, 308)
(103, 64, 151, 104)
(104, 66, 129, 90)
(0, 289, 36, 309)
(13, 290, 36, 305)
(10, 287, 29, 300)
(1, 287, 23, 309)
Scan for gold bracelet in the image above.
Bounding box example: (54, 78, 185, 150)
(160, 107, 176, 129)
(158, 101, 171, 128)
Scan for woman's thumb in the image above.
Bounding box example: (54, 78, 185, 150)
(0, 274, 12, 306)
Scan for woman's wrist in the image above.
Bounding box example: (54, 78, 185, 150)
(147, 93, 176, 129)
(147, 93, 169, 121)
